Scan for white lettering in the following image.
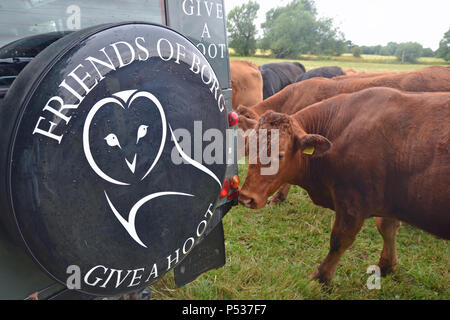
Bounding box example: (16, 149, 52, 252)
(216, 3, 223, 19)
(59, 79, 84, 102)
(112, 269, 133, 288)
(175, 43, 186, 64)
(182, 237, 195, 254)
(128, 268, 145, 287)
(85, 48, 116, 81)
(182, 0, 194, 16)
(197, 42, 206, 55)
(33, 117, 63, 144)
(217, 94, 225, 112)
(84, 265, 107, 287)
(208, 43, 217, 58)
(167, 249, 180, 270)
(196, 0, 201, 16)
(41, 96, 78, 124)
(196, 220, 207, 237)
(204, 1, 213, 16)
(209, 76, 220, 99)
(157, 38, 174, 61)
(218, 43, 226, 58)
(68, 64, 97, 96)
(190, 53, 201, 74)
(135, 37, 150, 61)
(110, 41, 136, 68)
(204, 203, 214, 219)
(201, 64, 213, 85)
(201, 23, 211, 39)
(145, 263, 159, 282)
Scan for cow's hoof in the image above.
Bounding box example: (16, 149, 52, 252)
(311, 270, 332, 286)
(378, 263, 396, 277)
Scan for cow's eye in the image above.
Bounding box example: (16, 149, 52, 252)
(136, 125, 149, 144)
(104, 133, 121, 149)
(278, 153, 285, 160)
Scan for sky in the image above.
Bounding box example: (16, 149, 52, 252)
(224, 0, 450, 50)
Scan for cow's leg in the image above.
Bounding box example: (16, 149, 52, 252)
(376, 217, 401, 276)
(268, 183, 291, 205)
(312, 212, 364, 284)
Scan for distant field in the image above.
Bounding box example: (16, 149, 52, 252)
(230, 55, 448, 73)
(228, 50, 449, 73)
(152, 164, 450, 300)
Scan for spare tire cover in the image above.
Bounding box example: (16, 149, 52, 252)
(0, 22, 228, 296)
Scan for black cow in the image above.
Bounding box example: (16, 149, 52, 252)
(295, 66, 345, 82)
(259, 62, 306, 100)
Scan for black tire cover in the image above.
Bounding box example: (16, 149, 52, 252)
(0, 22, 228, 296)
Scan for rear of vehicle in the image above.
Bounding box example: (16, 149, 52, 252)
(0, 0, 237, 299)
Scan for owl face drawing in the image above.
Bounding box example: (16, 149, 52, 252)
(82, 90, 221, 248)
(83, 90, 166, 186)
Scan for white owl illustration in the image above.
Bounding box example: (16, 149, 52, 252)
(82, 90, 221, 248)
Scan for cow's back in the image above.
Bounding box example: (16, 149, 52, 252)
(303, 88, 450, 238)
(259, 62, 306, 99)
(296, 66, 345, 82)
(230, 60, 263, 110)
(337, 66, 450, 92)
(333, 71, 397, 80)
(287, 66, 450, 115)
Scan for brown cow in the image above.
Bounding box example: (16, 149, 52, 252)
(237, 66, 450, 205)
(237, 66, 450, 120)
(230, 60, 263, 110)
(239, 87, 450, 283)
(333, 71, 396, 80)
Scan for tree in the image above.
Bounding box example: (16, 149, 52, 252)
(421, 48, 435, 57)
(436, 28, 450, 61)
(395, 42, 423, 63)
(360, 45, 382, 55)
(261, 0, 346, 58)
(227, 1, 260, 56)
(380, 42, 398, 56)
(352, 46, 361, 58)
(316, 17, 346, 56)
(345, 40, 355, 53)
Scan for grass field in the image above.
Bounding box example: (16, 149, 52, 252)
(152, 163, 450, 300)
(151, 55, 450, 300)
(228, 50, 449, 73)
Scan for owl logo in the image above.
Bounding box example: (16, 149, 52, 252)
(82, 90, 222, 248)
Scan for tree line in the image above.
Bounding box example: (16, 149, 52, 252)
(227, 0, 450, 63)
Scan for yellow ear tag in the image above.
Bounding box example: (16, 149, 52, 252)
(303, 146, 315, 155)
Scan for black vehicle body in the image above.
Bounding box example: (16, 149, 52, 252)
(0, 0, 237, 299)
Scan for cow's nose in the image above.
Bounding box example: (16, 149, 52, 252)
(238, 192, 255, 208)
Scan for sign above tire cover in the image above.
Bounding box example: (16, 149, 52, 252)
(0, 22, 228, 296)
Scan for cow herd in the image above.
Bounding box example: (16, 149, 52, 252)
(230, 60, 450, 284)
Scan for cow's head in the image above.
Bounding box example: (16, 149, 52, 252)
(239, 111, 331, 209)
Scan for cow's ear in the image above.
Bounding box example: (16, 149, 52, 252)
(294, 134, 331, 157)
(236, 105, 259, 120)
(238, 115, 257, 131)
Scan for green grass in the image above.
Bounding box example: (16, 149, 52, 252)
(151, 163, 450, 300)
